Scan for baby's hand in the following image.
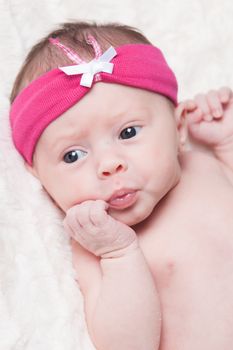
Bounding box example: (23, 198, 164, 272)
(185, 87, 233, 147)
(63, 200, 137, 258)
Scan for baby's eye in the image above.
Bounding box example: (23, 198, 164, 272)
(119, 126, 141, 139)
(63, 149, 87, 163)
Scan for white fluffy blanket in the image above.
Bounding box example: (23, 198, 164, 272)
(1, 0, 233, 349)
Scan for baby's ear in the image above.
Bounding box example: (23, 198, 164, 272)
(175, 102, 188, 151)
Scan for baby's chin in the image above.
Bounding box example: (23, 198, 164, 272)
(108, 205, 154, 228)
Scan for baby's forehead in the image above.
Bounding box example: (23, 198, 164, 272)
(48, 86, 174, 138)
(59, 83, 173, 117)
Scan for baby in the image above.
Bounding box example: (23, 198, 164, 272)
(9, 21, 233, 350)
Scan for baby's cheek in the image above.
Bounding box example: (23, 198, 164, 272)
(40, 180, 70, 212)
(46, 190, 64, 212)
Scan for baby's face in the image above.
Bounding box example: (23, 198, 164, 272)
(29, 83, 181, 226)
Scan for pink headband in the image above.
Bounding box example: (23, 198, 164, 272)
(10, 39, 178, 165)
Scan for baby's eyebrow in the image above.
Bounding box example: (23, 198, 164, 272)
(49, 108, 150, 151)
(109, 107, 147, 121)
(49, 131, 83, 151)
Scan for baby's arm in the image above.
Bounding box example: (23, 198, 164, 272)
(64, 200, 161, 350)
(185, 87, 233, 171)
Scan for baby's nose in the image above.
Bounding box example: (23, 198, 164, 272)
(97, 158, 128, 178)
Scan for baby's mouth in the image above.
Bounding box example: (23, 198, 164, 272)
(107, 189, 138, 210)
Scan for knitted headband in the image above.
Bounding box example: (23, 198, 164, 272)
(10, 36, 178, 165)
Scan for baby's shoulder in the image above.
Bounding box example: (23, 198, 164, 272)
(180, 150, 231, 180)
(176, 150, 233, 199)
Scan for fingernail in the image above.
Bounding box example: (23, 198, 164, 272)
(213, 109, 222, 118)
(205, 114, 213, 122)
(220, 94, 228, 103)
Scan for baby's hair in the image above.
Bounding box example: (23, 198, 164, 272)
(10, 21, 152, 103)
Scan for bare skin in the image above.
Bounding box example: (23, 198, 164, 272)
(138, 151, 233, 349)
(29, 84, 233, 349)
(70, 149, 233, 350)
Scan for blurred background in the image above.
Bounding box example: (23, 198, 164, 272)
(1, 0, 233, 102)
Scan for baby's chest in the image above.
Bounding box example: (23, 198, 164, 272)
(141, 198, 233, 288)
(140, 204, 233, 348)
(145, 229, 233, 292)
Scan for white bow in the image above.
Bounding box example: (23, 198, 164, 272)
(59, 46, 117, 88)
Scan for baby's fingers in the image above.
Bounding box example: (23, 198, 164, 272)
(206, 90, 223, 119)
(63, 210, 86, 241)
(183, 99, 197, 112)
(71, 200, 108, 233)
(177, 100, 201, 124)
(218, 86, 233, 104)
(194, 89, 228, 121)
(195, 93, 213, 121)
(186, 107, 203, 124)
(89, 200, 109, 226)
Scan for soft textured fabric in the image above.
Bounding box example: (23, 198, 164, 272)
(1, 1, 233, 349)
(10, 44, 177, 165)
